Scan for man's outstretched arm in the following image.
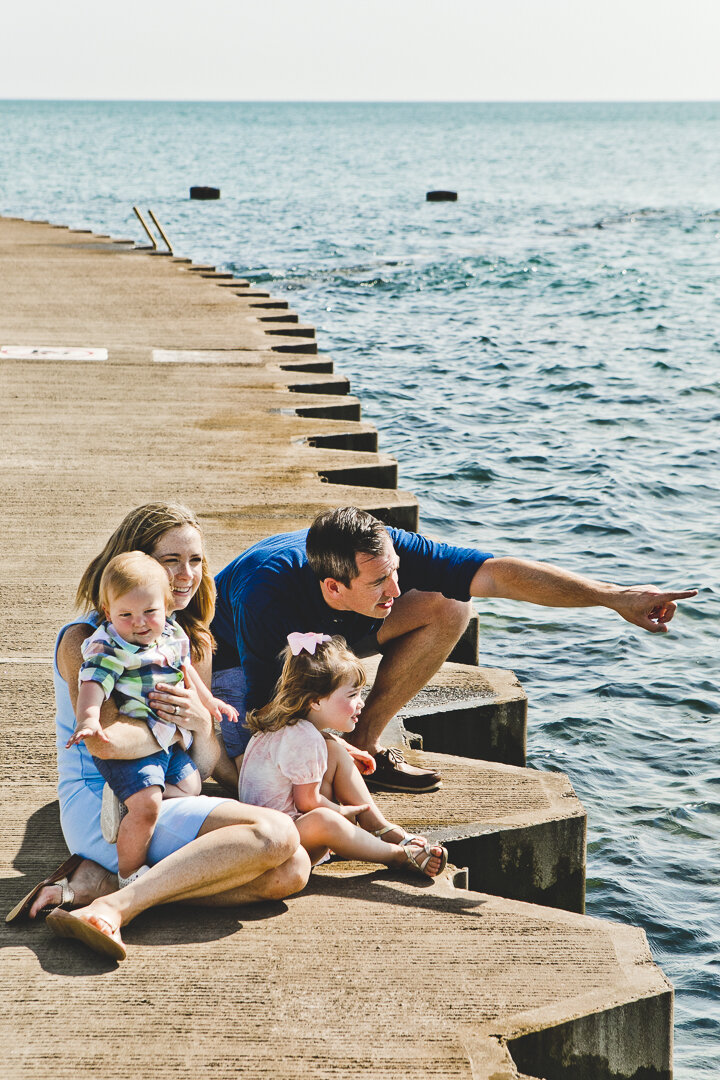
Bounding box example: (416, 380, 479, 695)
(469, 557, 697, 634)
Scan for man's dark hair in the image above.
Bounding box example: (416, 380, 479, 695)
(306, 507, 390, 585)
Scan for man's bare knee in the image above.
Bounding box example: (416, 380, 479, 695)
(407, 593, 470, 641)
(443, 597, 473, 636)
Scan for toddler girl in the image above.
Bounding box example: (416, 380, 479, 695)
(67, 550, 238, 886)
(239, 632, 448, 876)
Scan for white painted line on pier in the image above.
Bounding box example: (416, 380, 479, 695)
(153, 349, 239, 363)
(1, 345, 108, 361)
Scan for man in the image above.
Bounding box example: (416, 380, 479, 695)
(211, 506, 696, 792)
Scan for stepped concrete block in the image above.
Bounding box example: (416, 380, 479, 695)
(293, 396, 362, 420)
(257, 311, 300, 322)
(270, 336, 318, 353)
(286, 373, 350, 394)
(226, 287, 272, 297)
(368, 746, 586, 911)
(317, 454, 398, 489)
(448, 609, 480, 665)
(265, 323, 315, 337)
(301, 428, 379, 452)
(278, 357, 335, 373)
(364, 655, 528, 766)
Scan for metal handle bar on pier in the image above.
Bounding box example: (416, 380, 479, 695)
(132, 206, 174, 255)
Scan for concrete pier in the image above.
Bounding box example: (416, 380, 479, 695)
(0, 217, 672, 1078)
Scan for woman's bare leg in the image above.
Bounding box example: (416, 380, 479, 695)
(193, 800, 309, 904)
(53, 802, 308, 944)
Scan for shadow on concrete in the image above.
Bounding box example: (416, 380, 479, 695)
(3, 892, 291, 977)
(304, 866, 491, 918)
(6, 800, 69, 877)
(3, 799, 292, 974)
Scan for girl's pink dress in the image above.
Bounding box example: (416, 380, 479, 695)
(238, 719, 328, 819)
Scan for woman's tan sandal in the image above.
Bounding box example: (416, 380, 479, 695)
(5, 854, 82, 924)
(46, 907, 126, 962)
(403, 841, 449, 878)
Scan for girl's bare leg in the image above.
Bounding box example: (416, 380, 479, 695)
(321, 740, 426, 844)
(296, 807, 443, 875)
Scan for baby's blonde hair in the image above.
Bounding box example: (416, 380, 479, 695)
(99, 550, 173, 616)
(246, 636, 365, 734)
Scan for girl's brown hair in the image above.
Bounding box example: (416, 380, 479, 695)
(246, 635, 365, 734)
(75, 502, 215, 662)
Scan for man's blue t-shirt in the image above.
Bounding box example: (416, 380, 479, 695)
(212, 527, 492, 711)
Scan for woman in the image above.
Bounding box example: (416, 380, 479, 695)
(6, 503, 310, 960)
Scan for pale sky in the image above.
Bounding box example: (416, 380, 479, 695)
(2, 0, 719, 102)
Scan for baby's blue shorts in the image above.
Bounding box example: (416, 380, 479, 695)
(93, 744, 198, 803)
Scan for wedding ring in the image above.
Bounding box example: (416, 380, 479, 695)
(174, 705, 179, 716)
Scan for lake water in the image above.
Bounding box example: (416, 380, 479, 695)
(1, 100, 718, 1076)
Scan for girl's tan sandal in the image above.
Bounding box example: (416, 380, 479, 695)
(403, 841, 449, 879)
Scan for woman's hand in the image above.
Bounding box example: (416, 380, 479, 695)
(148, 680, 213, 735)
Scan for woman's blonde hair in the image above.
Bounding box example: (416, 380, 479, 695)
(246, 636, 365, 734)
(99, 551, 174, 615)
(75, 502, 215, 662)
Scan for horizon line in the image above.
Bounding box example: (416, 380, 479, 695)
(1, 97, 719, 105)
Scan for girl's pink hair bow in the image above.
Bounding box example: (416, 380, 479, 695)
(287, 632, 332, 656)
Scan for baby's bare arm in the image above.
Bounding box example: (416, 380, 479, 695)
(58, 624, 159, 760)
(66, 681, 107, 747)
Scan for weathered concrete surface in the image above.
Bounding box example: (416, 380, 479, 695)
(365, 654, 529, 766)
(2, 860, 673, 1080)
(0, 217, 672, 1078)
